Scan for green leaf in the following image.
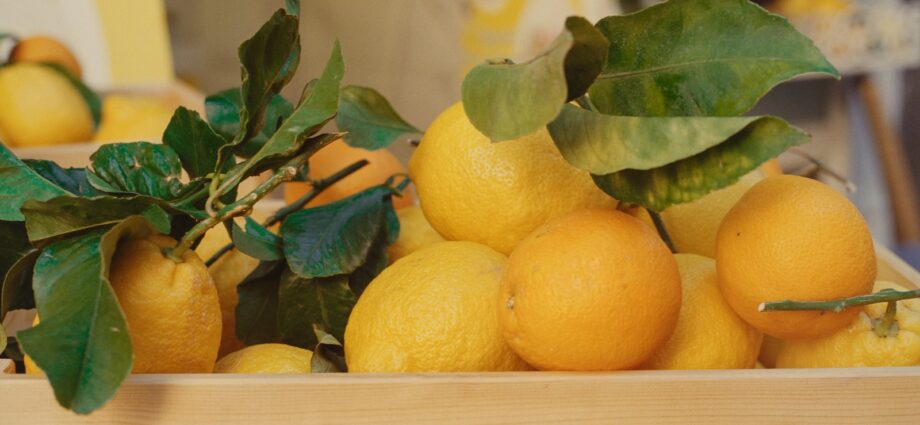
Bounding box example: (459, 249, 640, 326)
(281, 185, 393, 279)
(589, 0, 839, 117)
(21, 196, 170, 243)
(17, 216, 157, 414)
(24, 160, 99, 196)
(216, 41, 344, 196)
(277, 270, 355, 349)
(460, 16, 607, 141)
(0, 220, 30, 279)
(162, 107, 231, 179)
(215, 9, 301, 168)
(235, 261, 284, 345)
(1, 250, 38, 318)
(87, 142, 185, 200)
(231, 217, 282, 261)
(0, 143, 71, 221)
(205, 89, 293, 157)
(311, 327, 347, 373)
(284, 0, 300, 15)
(41, 63, 102, 127)
(592, 116, 809, 211)
(347, 206, 398, 297)
(548, 104, 785, 174)
(336, 85, 420, 150)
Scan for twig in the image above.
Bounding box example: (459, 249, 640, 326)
(789, 147, 857, 193)
(760, 288, 920, 313)
(648, 210, 677, 253)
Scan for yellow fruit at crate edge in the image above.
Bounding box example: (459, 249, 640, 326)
(758, 335, 785, 369)
(717, 175, 876, 340)
(500, 209, 681, 371)
(777, 281, 920, 368)
(662, 171, 764, 258)
(345, 241, 531, 372)
(0, 63, 93, 147)
(284, 139, 415, 209)
(385, 206, 445, 262)
(94, 95, 176, 143)
(110, 234, 222, 373)
(10, 35, 83, 78)
(643, 254, 762, 370)
(409, 102, 617, 254)
(214, 344, 313, 373)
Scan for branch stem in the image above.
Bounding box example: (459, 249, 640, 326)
(648, 210, 677, 253)
(760, 288, 920, 313)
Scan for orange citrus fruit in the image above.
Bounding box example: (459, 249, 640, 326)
(499, 209, 681, 370)
(10, 35, 82, 78)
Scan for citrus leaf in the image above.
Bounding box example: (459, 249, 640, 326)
(87, 142, 186, 200)
(0, 220, 30, 276)
(0, 143, 71, 221)
(347, 206, 398, 297)
(336, 85, 420, 150)
(461, 16, 607, 141)
(215, 9, 300, 168)
(21, 196, 170, 243)
(205, 90, 293, 158)
(1, 249, 38, 318)
(311, 327, 346, 373)
(235, 260, 284, 345)
(17, 216, 158, 414)
(281, 185, 393, 279)
(231, 217, 282, 261)
(548, 104, 782, 174)
(592, 116, 809, 211)
(0, 323, 6, 355)
(40, 63, 102, 127)
(285, 0, 300, 15)
(217, 41, 343, 196)
(23, 160, 99, 196)
(589, 0, 839, 117)
(162, 107, 231, 179)
(278, 270, 355, 349)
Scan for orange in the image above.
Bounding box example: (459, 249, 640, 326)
(10, 35, 82, 78)
(717, 175, 876, 339)
(499, 209, 681, 371)
(283, 139, 414, 209)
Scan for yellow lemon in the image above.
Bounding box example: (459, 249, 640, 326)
(345, 241, 530, 372)
(214, 344, 313, 373)
(409, 102, 617, 254)
(385, 206, 445, 262)
(93, 95, 176, 143)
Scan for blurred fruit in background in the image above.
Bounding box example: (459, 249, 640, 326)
(9, 35, 83, 78)
(93, 94, 176, 143)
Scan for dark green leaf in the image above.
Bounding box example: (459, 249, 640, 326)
(41, 63, 102, 127)
(17, 216, 157, 414)
(24, 160, 99, 196)
(460, 16, 607, 141)
(310, 327, 347, 373)
(589, 0, 839, 117)
(1, 250, 38, 318)
(548, 104, 781, 174)
(87, 142, 185, 200)
(592, 116, 809, 211)
(162, 107, 231, 179)
(231, 217, 283, 261)
(278, 270, 355, 349)
(281, 185, 393, 279)
(284, 0, 300, 15)
(0, 220, 30, 278)
(235, 261, 284, 345)
(0, 143, 71, 221)
(216, 41, 343, 196)
(347, 206, 398, 297)
(21, 196, 170, 243)
(205, 89, 293, 157)
(336, 85, 421, 150)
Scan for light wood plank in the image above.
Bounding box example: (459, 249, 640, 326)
(0, 360, 12, 374)
(1, 368, 919, 424)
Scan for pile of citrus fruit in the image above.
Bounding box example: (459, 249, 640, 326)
(191, 101, 916, 375)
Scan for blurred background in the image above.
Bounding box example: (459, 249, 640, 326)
(1, 0, 919, 259)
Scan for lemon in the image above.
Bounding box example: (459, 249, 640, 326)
(0, 63, 94, 147)
(214, 344, 313, 373)
(409, 102, 617, 254)
(209, 248, 260, 356)
(643, 254, 762, 370)
(776, 281, 920, 368)
(344, 241, 530, 372)
(386, 206, 445, 262)
(93, 95, 175, 143)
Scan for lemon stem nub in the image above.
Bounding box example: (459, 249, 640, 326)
(872, 301, 899, 338)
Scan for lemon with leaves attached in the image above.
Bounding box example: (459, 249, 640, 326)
(409, 102, 617, 254)
(0, 63, 93, 147)
(215, 344, 313, 373)
(776, 281, 920, 368)
(345, 241, 530, 372)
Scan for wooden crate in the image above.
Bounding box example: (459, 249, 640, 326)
(1, 246, 918, 424)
